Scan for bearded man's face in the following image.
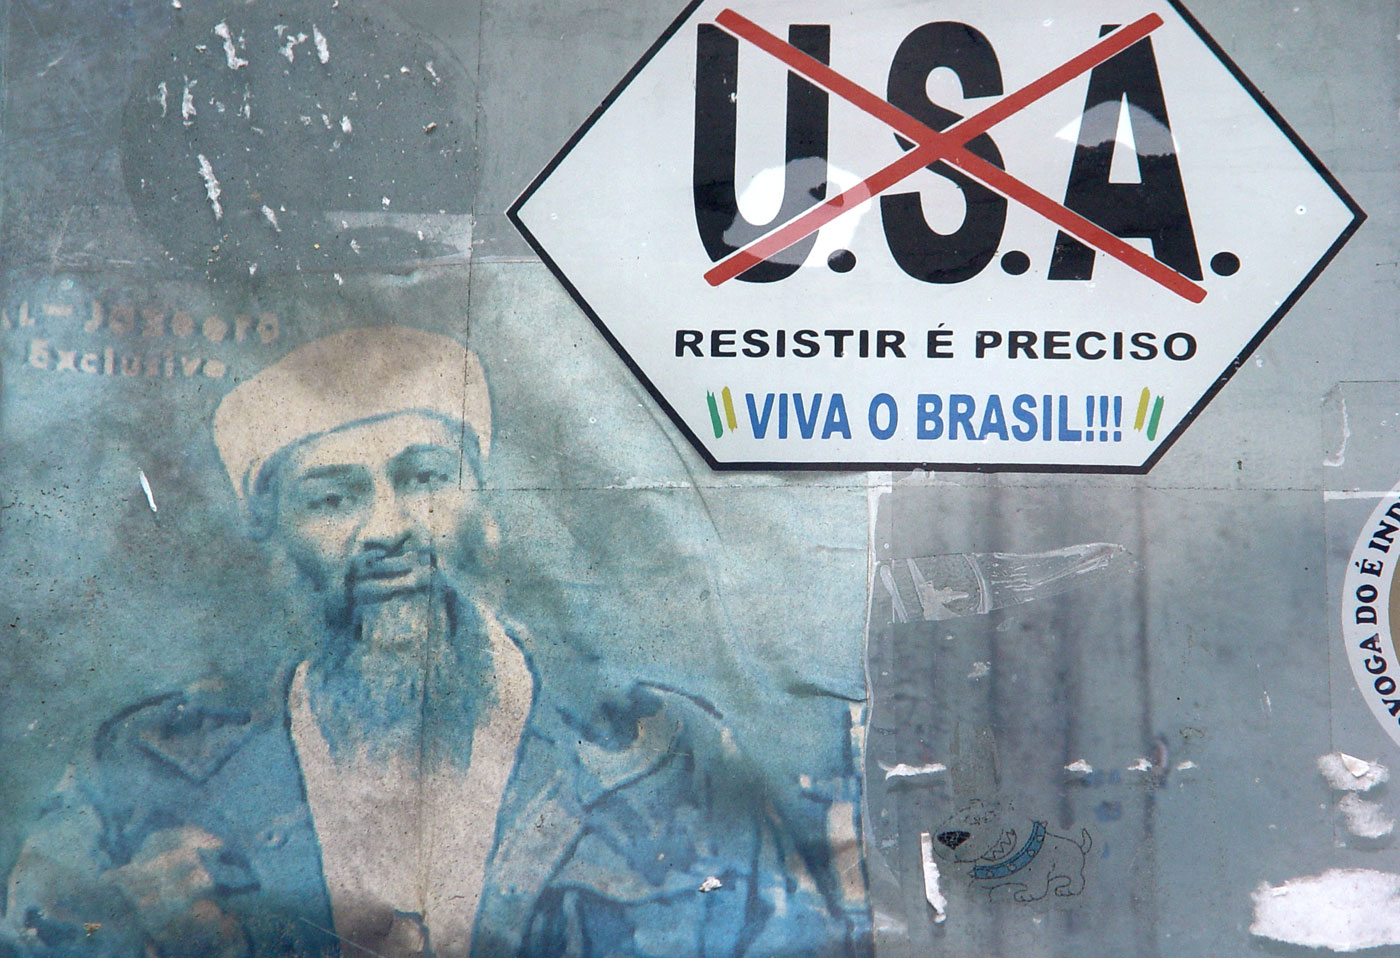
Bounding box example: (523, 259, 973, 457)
(267, 412, 492, 626)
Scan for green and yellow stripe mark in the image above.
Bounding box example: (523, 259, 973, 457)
(1133, 388, 1165, 441)
(706, 387, 740, 439)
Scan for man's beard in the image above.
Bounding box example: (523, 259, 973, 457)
(302, 572, 497, 768)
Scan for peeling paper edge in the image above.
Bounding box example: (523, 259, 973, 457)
(1318, 752, 1389, 792)
(919, 832, 948, 923)
(880, 762, 947, 780)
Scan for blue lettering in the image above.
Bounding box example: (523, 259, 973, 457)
(794, 393, 823, 439)
(917, 394, 944, 439)
(949, 394, 977, 440)
(979, 395, 1008, 441)
(746, 393, 775, 438)
(822, 394, 851, 439)
(1011, 394, 1038, 441)
(1057, 395, 1082, 441)
(868, 394, 898, 440)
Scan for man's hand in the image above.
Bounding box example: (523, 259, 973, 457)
(108, 827, 252, 958)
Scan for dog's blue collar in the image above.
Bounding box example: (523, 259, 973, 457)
(970, 820, 1047, 880)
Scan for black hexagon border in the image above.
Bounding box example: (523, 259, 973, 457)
(508, 0, 1366, 474)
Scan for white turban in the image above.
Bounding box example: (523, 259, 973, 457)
(213, 326, 490, 500)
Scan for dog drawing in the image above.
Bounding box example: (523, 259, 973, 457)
(931, 799, 1091, 903)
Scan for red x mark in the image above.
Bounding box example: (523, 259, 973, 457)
(705, 10, 1207, 304)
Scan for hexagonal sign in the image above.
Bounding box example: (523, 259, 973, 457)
(510, 0, 1363, 471)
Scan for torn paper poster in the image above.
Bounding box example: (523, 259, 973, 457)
(1338, 794, 1395, 840)
(1251, 869, 1400, 951)
(0, 301, 872, 956)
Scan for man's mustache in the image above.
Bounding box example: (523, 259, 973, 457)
(347, 548, 435, 586)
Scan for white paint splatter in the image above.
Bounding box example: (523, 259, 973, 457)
(312, 25, 330, 64)
(340, 115, 353, 134)
(1127, 757, 1153, 772)
(1339, 794, 1395, 839)
(138, 471, 158, 513)
(1251, 869, 1400, 951)
(333, 273, 344, 286)
(1064, 759, 1094, 774)
(880, 762, 947, 780)
(260, 205, 280, 231)
(1324, 396, 1350, 468)
(698, 876, 722, 893)
(156, 81, 168, 117)
(1175, 760, 1198, 771)
(181, 77, 197, 125)
(171, 0, 181, 8)
(919, 832, 948, 923)
(196, 154, 223, 220)
(381, 196, 391, 208)
(1318, 752, 1389, 792)
(967, 661, 990, 680)
(425, 60, 440, 84)
(214, 22, 248, 70)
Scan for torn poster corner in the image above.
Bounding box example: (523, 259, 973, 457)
(1251, 869, 1400, 951)
(1318, 752, 1389, 792)
(919, 832, 948, 924)
(880, 762, 947, 780)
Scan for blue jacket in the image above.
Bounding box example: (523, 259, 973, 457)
(3, 670, 871, 957)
